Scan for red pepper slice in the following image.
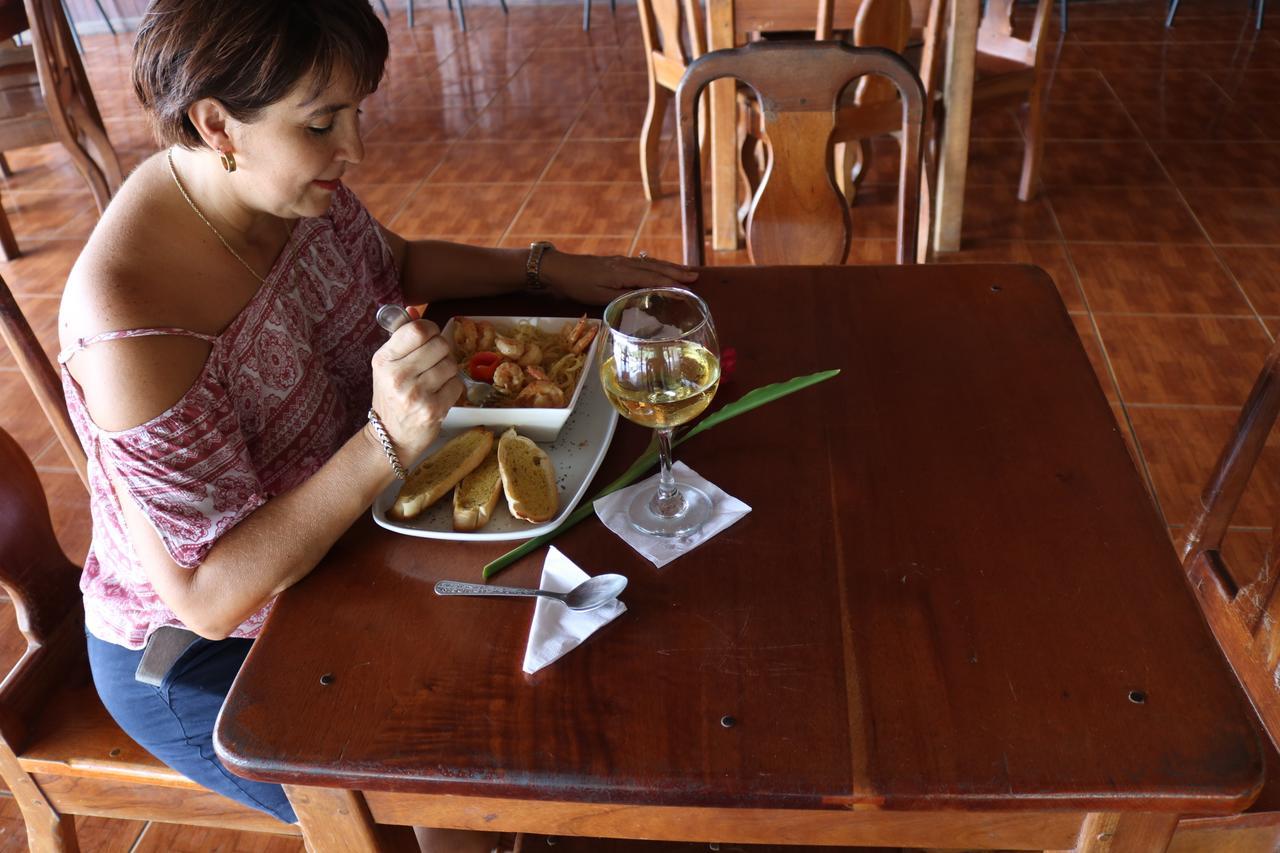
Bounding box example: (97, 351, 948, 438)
(467, 351, 502, 383)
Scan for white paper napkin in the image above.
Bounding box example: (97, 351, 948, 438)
(523, 547, 626, 675)
(593, 461, 751, 569)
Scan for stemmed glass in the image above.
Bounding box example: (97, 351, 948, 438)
(598, 287, 721, 537)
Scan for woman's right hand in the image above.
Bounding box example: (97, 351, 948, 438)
(369, 320, 464, 463)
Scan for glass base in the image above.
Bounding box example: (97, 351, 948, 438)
(627, 483, 713, 538)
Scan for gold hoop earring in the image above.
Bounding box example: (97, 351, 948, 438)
(219, 150, 236, 173)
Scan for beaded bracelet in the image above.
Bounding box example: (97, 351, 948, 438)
(366, 408, 407, 480)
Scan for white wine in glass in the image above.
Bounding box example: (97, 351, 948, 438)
(598, 288, 720, 537)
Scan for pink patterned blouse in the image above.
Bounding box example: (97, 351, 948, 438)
(59, 185, 401, 649)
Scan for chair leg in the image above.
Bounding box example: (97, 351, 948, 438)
(456, 0, 467, 31)
(498, 0, 508, 13)
(376, 0, 390, 17)
(583, 0, 591, 31)
(1258, 0, 1265, 29)
(90, 0, 115, 35)
(0, 201, 19, 261)
(0, 154, 12, 178)
(408, 0, 414, 27)
(1018, 84, 1047, 202)
(1060, 0, 1067, 30)
(641, 83, 670, 201)
(1165, 0, 1181, 27)
(611, 0, 617, 12)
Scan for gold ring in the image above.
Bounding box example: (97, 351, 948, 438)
(638, 250, 649, 261)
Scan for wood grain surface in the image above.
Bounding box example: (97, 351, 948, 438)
(215, 264, 1263, 821)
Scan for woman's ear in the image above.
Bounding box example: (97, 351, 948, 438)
(186, 98, 233, 152)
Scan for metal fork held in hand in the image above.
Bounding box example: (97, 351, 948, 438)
(374, 304, 493, 405)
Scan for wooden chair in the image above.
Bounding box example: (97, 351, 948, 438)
(0, 0, 123, 260)
(0, 270, 86, 487)
(970, 0, 1054, 202)
(676, 41, 924, 266)
(1167, 333, 1280, 847)
(637, 0, 705, 201)
(0, 424, 302, 851)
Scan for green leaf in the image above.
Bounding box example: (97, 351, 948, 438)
(481, 368, 840, 580)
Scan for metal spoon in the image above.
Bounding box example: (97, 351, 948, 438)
(375, 304, 494, 405)
(433, 574, 628, 611)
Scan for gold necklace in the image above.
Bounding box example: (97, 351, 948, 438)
(167, 147, 266, 284)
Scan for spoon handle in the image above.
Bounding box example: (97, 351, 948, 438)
(435, 580, 544, 601)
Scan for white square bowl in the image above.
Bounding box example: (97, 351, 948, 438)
(440, 315, 601, 442)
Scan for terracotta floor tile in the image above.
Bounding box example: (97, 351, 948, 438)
(351, 142, 451, 185)
(363, 106, 480, 142)
(1062, 17, 1172, 41)
(1071, 243, 1251, 314)
(344, 182, 418, 225)
(1045, 68, 1122, 102)
(1127, 405, 1280, 526)
(498, 234, 634, 255)
(1217, 246, 1280, 314)
(1040, 96, 1143, 139)
(1095, 314, 1271, 405)
(465, 101, 583, 140)
(389, 182, 532, 238)
(0, 370, 57, 459)
(1213, 68, 1280, 104)
(0, 795, 146, 852)
(504, 66, 600, 104)
(965, 139, 1029, 186)
(962, 184, 1061, 241)
(429, 139, 559, 183)
(0, 238, 81, 296)
(1040, 141, 1169, 187)
(1083, 40, 1248, 70)
(1154, 141, 1280, 189)
(938, 239, 1084, 312)
(37, 469, 91, 562)
(570, 100, 670, 140)
(969, 105, 1026, 140)
(1181, 188, 1280, 244)
(544, 139, 641, 183)
(1124, 98, 1266, 141)
(1102, 69, 1228, 103)
(512, 182, 648, 236)
(529, 45, 624, 74)
(1051, 186, 1205, 243)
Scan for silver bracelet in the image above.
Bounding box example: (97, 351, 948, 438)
(366, 408, 407, 480)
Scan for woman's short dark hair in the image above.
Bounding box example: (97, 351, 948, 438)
(133, 0, 388, 149)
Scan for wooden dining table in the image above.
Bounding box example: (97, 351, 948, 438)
(214, 263, 1264, 853)
(704, 0, 978, 254)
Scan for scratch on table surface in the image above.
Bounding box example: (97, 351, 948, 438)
(655, 643, 815, 656)
(1007, 676, 1018, 703)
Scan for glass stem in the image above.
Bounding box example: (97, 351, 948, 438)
(650, 427, 685, 519)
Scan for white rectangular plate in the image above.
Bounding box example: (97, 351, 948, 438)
(372, 371, 619, 541)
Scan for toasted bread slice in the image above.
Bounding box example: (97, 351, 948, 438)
(452, 445, 502, 531)
(392, 427, 493, 520)
(497, 428, 558, 523)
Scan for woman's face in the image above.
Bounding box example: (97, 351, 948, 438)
(225, 68, 367, 219)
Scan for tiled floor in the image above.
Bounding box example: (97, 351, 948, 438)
(1, 0, 1279, 847)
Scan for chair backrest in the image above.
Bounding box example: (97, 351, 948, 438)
(0, 272, 89, 488)
(637, 0, 704, 89)
(978, 0, 1055, 69)
(848, 0, 913, 106)
(1180, 334, 1280, 754)
(677, 41, 924, 266)
(0, 425, 80, 650)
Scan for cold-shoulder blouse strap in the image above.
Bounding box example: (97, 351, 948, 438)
(57, 327, 220, 365)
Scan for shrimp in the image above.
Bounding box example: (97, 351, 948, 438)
(475, 321, 495, 352)
(493, 361, 526, 396)
(454, 318, 478, 357)
(495, 334, 526, 360)
(517, 341, 543, 367)
(563, 314, 598, 355)
(525, 365, 550, 382)
(514, 380, 566, 408)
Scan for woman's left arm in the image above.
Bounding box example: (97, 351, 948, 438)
(380, 228, 697, 305)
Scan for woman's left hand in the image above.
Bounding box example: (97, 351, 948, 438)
(540, 250, 698, 305)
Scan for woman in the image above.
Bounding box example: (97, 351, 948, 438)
(56, 0, 693, 847)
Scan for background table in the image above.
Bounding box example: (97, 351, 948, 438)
(216, 265, 1263, 852)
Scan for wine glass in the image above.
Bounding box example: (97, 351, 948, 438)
(598, 287, 721, 537)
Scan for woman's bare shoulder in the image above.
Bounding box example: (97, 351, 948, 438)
(60, 152, 219, 432)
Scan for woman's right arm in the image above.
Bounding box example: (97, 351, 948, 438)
(71, 319, 463, 640)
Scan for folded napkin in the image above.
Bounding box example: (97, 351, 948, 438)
(593, 461, 751, 569)
(523, 547, 626, 675)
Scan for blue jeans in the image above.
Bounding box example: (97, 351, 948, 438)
(86, 630, 297, 824)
